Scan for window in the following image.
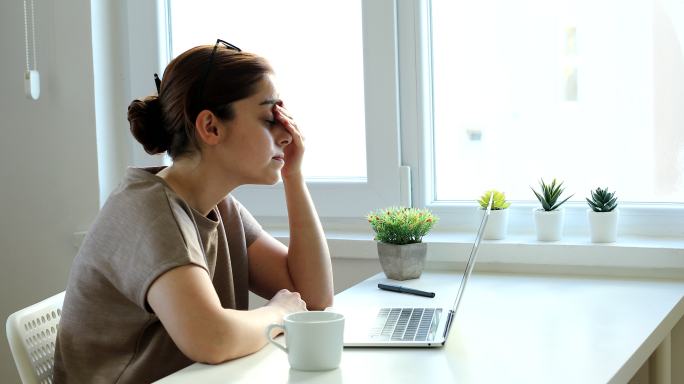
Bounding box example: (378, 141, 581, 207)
(169, 0, 367, 180)
(397, 0, 683, 237)
(429, 0, 684, 205)
(122, 0, 683, 237)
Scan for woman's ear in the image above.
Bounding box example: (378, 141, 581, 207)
(194, 109, 221, 146)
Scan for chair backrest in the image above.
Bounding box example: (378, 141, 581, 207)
(6, 291, 65, 384)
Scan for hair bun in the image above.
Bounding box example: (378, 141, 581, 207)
(127, 96, 170, 155)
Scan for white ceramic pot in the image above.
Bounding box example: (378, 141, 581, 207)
(533, 208, 564, 241)
(587, 209, 619, 243)
(484, 209, 509, 240)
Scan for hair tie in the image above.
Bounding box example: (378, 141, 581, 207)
(154, 73, 161, 94)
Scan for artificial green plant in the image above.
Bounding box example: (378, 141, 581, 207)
(478, 190, 511, 210)
(530, 178, 574, 211)
(367, 207, 438, 245)
(586, 187, 618, 212)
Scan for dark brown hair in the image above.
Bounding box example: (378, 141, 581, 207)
(128, 45, 273, 159)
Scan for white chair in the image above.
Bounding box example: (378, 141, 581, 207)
(6, 291, 65, 384)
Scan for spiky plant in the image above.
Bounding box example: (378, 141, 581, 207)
(478, 190, 511, 210)
(530, 178, 574, 211)
(367, 207, 438, 245)
(586, 187, 618, 212)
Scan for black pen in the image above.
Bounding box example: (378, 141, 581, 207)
(378, 283, 436, 298)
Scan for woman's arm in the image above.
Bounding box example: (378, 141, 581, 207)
(147, 264, 306, 364)
(277, 103, 334, 309)
(247, 103, 333, 309)
(278, 103, 333, 309)
(281, 173, 334, 309)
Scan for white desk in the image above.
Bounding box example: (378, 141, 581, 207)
(156, 271, 684, 384)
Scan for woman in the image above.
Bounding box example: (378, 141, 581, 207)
(53, 40, 334, 383)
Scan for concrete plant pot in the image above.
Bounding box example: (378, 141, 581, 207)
(377, 242, 427, 281)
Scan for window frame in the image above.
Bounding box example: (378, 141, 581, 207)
(397, 0, 684, 239)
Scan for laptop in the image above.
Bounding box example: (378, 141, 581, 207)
(339, 195, 493, 347)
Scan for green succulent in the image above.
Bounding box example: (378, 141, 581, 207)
(586, 187, 618, 212)
(478, 190, 511, 210)
(530, 178, 574, 211)
(367, 207, 438, 245)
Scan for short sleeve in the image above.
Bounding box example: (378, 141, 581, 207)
(233, 198, 264, 246)
(89, 182, 209, 312)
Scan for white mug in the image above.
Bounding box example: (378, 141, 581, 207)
(265, 311, 345, 371)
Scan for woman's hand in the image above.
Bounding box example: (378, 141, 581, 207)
(266, 288, 307, 319)
(273, 103, 305, 180)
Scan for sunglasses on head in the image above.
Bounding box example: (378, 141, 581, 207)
(197, 39, 242, 102)
(153, 39, 241, 107)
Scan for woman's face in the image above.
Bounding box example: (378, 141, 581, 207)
(217, 74, 292, 185)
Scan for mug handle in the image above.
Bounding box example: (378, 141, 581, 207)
(265, 323, 287, 353)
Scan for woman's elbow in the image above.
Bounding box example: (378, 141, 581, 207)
(183, 342, 245, 365)
(179, 340, 227, 365)
(197, 352, 241, 366)
(175, 328, 249, 365)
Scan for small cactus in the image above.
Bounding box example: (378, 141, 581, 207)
(530, 178, 574, 211)
(478, 190, 511, 210)
(586, 187, 618, 212)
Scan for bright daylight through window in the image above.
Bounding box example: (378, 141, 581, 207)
(430, 0, 684, 204)
(168, 0, 366, 181)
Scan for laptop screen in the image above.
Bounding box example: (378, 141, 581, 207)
(450, 193, 492, 314)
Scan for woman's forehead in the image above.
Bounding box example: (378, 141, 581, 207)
(252, 76, 280, 106)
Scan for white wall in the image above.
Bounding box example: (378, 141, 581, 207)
(0, 0, 99, 382)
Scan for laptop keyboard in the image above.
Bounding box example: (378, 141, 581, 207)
(369, 308, 439, 341)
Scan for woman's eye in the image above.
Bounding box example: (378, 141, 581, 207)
(265, 119, 276, 127)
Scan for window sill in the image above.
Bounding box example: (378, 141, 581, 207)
(271, 227, 684, 280)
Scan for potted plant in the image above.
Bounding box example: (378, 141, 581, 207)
(367, 207, 438, 280)
(530, 178, 574, 241)
(478, 190, 511, 240)
(586, 187, 619, 243)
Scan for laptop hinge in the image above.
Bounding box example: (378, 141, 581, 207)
(443, 310, 455, 340)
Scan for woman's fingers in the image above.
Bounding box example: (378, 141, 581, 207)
(274, 105, 304, 141)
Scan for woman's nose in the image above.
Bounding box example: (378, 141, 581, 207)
(274, 125, 292, 147)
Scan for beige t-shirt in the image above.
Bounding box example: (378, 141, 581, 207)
(53, 167, 263, 383)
